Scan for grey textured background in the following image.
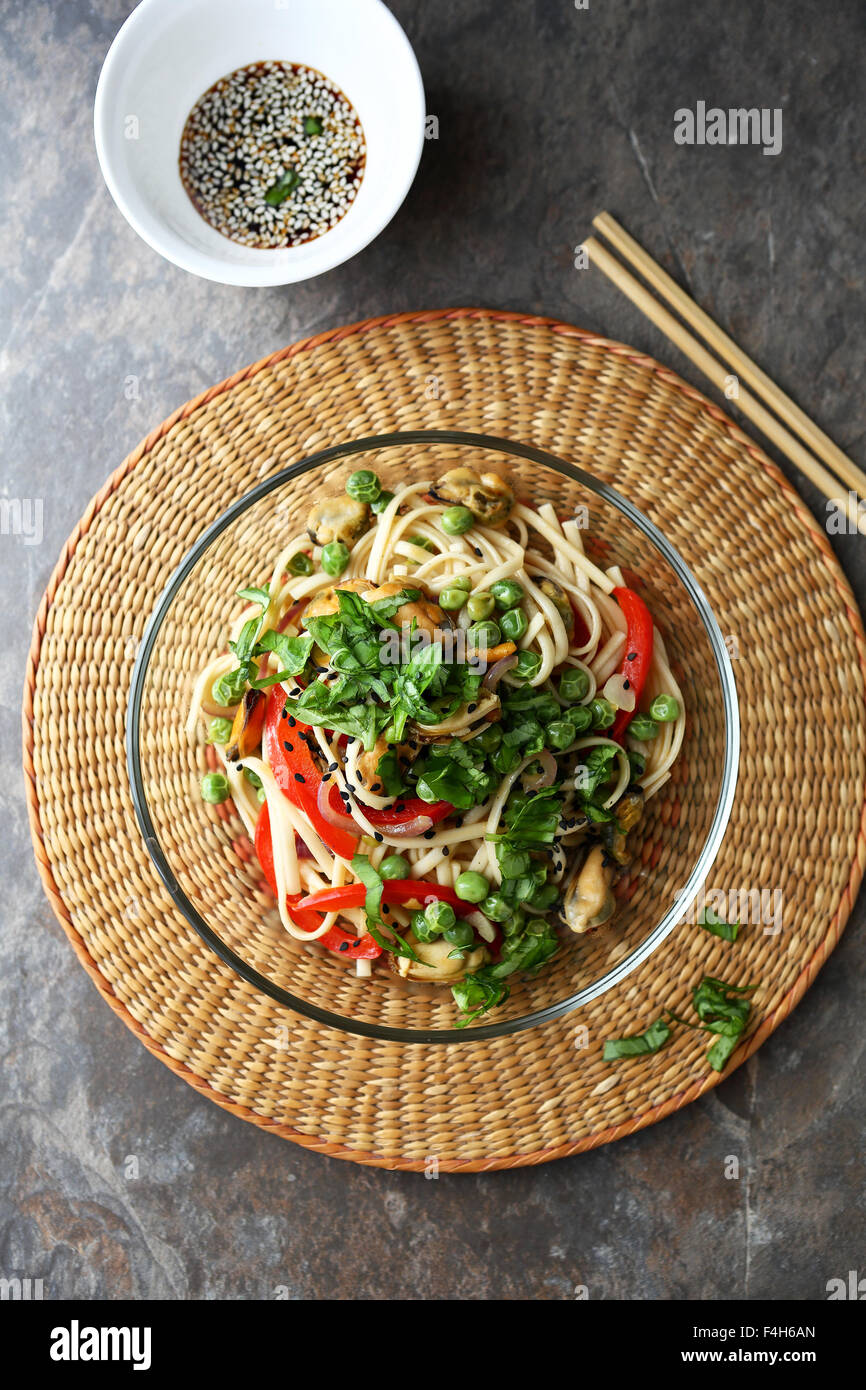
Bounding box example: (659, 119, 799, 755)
(3, 0, 865, 1300)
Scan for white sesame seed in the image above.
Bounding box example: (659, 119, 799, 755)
(179, 61, 366, 248)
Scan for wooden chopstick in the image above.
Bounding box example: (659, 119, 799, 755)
(593, 212, 866, 502)
(582, 232, 866, 537)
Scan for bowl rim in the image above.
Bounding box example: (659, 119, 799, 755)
(126, 428, 740, 1042)
(93, 0, 426, 287)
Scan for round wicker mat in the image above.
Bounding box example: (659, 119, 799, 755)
(23, 309, 866, 1170)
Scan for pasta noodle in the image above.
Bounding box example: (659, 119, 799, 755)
(189, 464, 686, 1018)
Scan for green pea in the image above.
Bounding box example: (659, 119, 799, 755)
(345, 469, 381, 503)
(441, 506, 474, 536)
(256, 787, 266, 804)
(514, 650, 541, 682)
(379, 854, 410, 880)
(213, 671, 247, 707)
(450, 575, 472, 591)
(568, 705, 593, 734)
(547, 718, 576, 750)
(558, 667, 590, 703)
(499, 607, 528, 641)
(370, 490, 395, 515)
(288, 551, 313, 576)
(304, 115, 323, 135)
(480, 893, 512, 923)
(412, 910, 437, 943)
(490, 579, 524, 610)
(321, 541, 350, 576)
(425, 899, 456, 932)
(243, 767, 263, 789)
(407, 534, 435, 553)
(455, 871, 490, 903)
(650, 694, 680, 722)
(590, 697, 616, 730)
(469, 620, 501, 649)
(439, 586, 469, 611)
(201, 772, 230, 804)
(525, 916, 551, 938)
(444, 920, 475, 948)
(206, 717, 233, 745)
(466, 592, 495, 622)
(628, 714, 660, 741)
(529, 882, 560, 911)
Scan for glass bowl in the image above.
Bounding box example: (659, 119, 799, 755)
(127, 431, 739, 1042)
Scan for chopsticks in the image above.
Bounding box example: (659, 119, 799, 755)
(584, 213, 866, 536)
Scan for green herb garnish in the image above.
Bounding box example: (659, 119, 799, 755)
(697, 906, 740, 942)
(602, 1018, 671, 1059)
(351, 853, 419, 962)
(264, 168, 300, 206)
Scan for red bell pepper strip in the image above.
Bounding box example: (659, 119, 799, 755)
(325, 783, 454, 829)
(263, 683, 358, 860)
(295, 879, 466, 915)
(254, 802, 381, 959)
(609, 586, 654, 742)
(265, 683, 454, 842)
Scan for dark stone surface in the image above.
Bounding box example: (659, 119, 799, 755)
(2, 0, 864, 1300)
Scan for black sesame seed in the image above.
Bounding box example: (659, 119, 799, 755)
(627, 652, 637, 661)
(371, 783, 381, 793)
(328, 762, 338, 772)
(294, 772, 305, 783)
(423, 829, 435, 840)
(467, 703, 477, 714)
(374, 832, 384, 842)
(288, 716, 297, 727)
(339, 941, 349, 952)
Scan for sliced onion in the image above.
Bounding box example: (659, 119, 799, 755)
(385, 814, 434, 837)
(316, 779, 357, 834)
(603, 672, 636, 712)
(278, 600, 305, 633)
(295, 834, 314, 860)
(483, 650, 519, 690)
(522, 748, 557, 790)
(466, 911, 496, 944)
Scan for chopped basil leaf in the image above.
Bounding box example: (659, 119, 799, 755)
(697, 906, 740, 942)
(602, 1018, 671, 1059)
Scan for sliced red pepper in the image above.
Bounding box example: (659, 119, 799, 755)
(295, 879, 466, 915)
(567, 597, 591, 650)
(254, 803, 381, 959)
(345, 787, 453, 829)
(263, 683, 358, 860)
(609, 586, 654, 742)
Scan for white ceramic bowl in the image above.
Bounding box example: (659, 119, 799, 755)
(94, 0, 425, 286)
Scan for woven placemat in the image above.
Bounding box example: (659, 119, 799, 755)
(23, 309, 866, 1170)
